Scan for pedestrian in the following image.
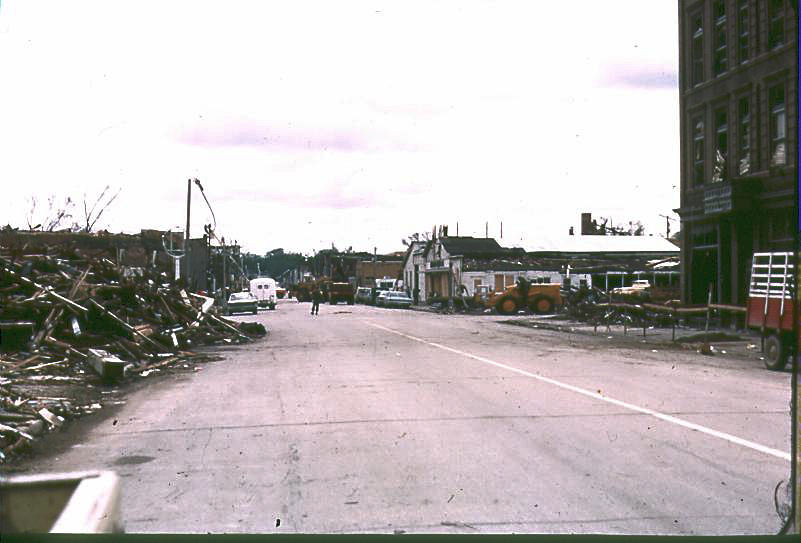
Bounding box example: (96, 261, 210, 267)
(311, 287, 322, 315)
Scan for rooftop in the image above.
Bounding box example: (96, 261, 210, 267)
(522, 235, 679, 254)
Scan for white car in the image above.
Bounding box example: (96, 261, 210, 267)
(226, 292, 259, 315)
(612, 280, 651, 296)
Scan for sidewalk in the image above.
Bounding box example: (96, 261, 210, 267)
(406, 304, 772, 367)
(502, 314, 770, 365)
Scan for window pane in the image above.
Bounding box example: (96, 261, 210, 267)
(775, 112, 786, 139)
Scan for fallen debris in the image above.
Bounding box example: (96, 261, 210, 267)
(0, 246, 266, 464)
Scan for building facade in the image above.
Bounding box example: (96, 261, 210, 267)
(354, 259, 403, 287)
(401, 241, 427, 301)
(678, 0, 796, 304)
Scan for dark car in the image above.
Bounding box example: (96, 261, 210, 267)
(225, 292, 258, 315)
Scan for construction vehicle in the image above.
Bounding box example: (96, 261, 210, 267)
(746, 252, 797, 370)
(290, 275, 325, 302)
(484, 278, 563, 315)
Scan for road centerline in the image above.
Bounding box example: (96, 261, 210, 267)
(365, 321, 791, 462)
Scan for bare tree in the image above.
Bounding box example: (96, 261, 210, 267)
(402, 231, 431, 246)
(25, 195, 76, 231)
(79, 185, 121, 232)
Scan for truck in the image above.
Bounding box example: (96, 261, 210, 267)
(484, 279, 563, 315)
(746, 252, 796, 370)
(249, 277, 277, 310)
(328, 282, 355, 305)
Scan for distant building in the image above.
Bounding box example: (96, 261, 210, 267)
(523, 235, 681, 292)
(354, 258, 403, 287)
(677, 0, 796, 304)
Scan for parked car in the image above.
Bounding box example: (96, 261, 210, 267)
(226, 292, 258, 315)
(371, 288, 388, 306)
(355, 287, 372, 304)
(611, 279, 651, 297)
(377, 291, 413, 309)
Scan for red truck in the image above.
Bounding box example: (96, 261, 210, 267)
(746, 252, 797, 370)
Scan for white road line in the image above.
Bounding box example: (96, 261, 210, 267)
(366, 321, 791, 462)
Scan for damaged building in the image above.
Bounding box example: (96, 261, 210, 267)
(405, 233, 680, 301)
(677, 0, 796, 305)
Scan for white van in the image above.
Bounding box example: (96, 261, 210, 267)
(249, 277, 277, 310)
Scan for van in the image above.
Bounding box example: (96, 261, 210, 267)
(249, 277, 277, 310)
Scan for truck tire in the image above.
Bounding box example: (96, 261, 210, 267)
(495, 296, 518, 315)
(347, 298, 354, 305)
(764, 334, 788, 371)
(252, 308, 258, 315)
(269, 303, 276, 310)
(529, 295, 554, 314)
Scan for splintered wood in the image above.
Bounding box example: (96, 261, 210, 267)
(0, 247, 266, 464)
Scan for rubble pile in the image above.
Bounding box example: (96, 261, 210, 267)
(0, 249, 266, 463)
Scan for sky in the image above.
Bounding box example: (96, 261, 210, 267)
(0, 1, 680, 255)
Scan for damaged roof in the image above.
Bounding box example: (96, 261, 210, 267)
(425, 236, 507, 257)
(521, 235, 680, 255)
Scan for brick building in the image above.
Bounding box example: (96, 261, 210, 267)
(677, 0, 796, 304)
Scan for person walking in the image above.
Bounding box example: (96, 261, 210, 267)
(311, 287, 322, 315)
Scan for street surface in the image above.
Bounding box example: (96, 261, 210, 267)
(16, 299, 792, 534)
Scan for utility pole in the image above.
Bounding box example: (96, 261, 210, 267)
(185, 178, 192, 289)
(222, 240, 227, 314)
(659, 214, 676, 238)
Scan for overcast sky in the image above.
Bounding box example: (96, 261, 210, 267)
(0, 1, 679, 255)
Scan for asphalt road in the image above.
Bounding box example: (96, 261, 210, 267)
(18, 298, 793, 534)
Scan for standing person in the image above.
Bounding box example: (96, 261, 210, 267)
(311, 287, 322, 315)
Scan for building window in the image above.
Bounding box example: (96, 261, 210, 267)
(692, 225, 718, 248)
(713, 107, 728, 182)
(713, 1, 727, 75)
(768, 0, 785, 50)
(769, 85, 786, 166)
(737, 0, 749, 63)
(691, 13, 704, 86)
(737, 97, 751, 175)
(770, 210, 793, 242)
(693, 116, 705, 185)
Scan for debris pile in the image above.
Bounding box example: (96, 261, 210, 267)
(0, 249, 265, 463)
